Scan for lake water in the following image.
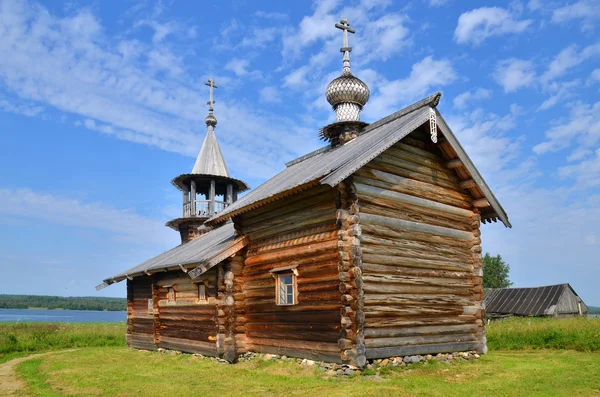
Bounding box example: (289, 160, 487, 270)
(0, 308, 126, 323)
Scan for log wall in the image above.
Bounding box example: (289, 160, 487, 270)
(126, 277, 156, 350)
(238, 186, 343, 363)
(354, 137, 486, 359)
(153, 269, 219, 356)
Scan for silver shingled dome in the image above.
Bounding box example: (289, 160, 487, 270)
(325, 71, 370, 109)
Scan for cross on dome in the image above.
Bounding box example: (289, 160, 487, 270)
(335, 18, 355, 75)
(205, 78, 218, 127)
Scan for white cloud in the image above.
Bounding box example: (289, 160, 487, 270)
(283, 66, 311, 88)
(453, 88, 492, 109)
(559, 148, 600, 188)
(427, 0, 449, 7)
(541, 43, 600, 83)
(552, 0, 600, 32)
(0, 0, 321, 182)
(0, 96, 44, 117)
(259, 86, 282, 104)
(254, 11, 288, 21)
(454, 7, 532, 46)
(0, 187, 171, 244)
(365, 56, 457, 119)
(493, 58, 536, 93)
(533, 101, 600, 155)
(590, 68, 600, 83)
(538, 80, 580, 111)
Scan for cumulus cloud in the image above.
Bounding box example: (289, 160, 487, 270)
(366, 56, 457, 119)
(454, 7, 532, 46)
(259, 86, 282, 104)
(493, 59, 536, 93)
(0, 187, 171, 244)
(541, 43, 600, 83)
(552, 0, 600, 32)
(533, 101, 600, 155)
(453, 88, 492, 109)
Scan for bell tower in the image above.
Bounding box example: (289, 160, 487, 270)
(166, 79, 249, 243)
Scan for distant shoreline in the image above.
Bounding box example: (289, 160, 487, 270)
(0, 295, 126, 312)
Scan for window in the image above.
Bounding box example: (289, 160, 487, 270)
(198, 284, 207, 301)
(147, 298, 154, 314)
(276, 273, 296, 306)
(167, 287, 176, 303)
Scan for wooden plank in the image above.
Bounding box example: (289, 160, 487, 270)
(366, 341, 480, 359)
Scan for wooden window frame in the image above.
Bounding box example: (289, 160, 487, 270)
(197, 283, 207, 302)
(167, 286, 176, 303)
(271, 267, 298, 306)
(147, 298, 154, 314)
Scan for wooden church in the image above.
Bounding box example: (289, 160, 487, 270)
(99, 18, 510, 367)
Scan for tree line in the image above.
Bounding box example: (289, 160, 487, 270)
(0, 295, 126, 311)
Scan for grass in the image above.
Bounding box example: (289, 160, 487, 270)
(16, 347, 600, 397)
(486, 316, 600, 352)
(0, 323, 126, 363)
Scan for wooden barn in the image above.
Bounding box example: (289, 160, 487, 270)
(99, 19, 511, 367)
(484, 284, 588, 318)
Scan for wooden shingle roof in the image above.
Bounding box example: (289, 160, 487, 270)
(209, 92, 510, 227)
(484, 284, 585, 316)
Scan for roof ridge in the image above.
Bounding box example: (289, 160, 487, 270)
(285, 145, 332, 168)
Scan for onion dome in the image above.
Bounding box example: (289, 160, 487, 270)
(325, 18, 369, 123)
(205, 111, 217, 127)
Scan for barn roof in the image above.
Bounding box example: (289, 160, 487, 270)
(97, 223, 246, 290)
(484, 284, 583, 316)
(209, 92, 510, 227)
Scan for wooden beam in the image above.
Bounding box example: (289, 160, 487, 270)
(446, 159, 463, 169)
(472, 198, 490, 208)
(459, 179, 476, 189)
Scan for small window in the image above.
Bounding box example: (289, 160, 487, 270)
(198, 284, 207, 301)
(276, 273, 297, 306)
(147, 298, 154, 314)
(167, 287, 176, 303)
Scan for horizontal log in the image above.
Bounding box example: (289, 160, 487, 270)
(242, 200, 334, 231)
(368, 158, 462, 191)
(366, 341, 480, 359)
(473, 198, 490, 208)
(446, 159, 463, 169)
(365, 316, 478, 328)
(363, 283, 472, 296)
(376, 153, 459, 184)
(245, 239, 338, 266)
(360, 213, 474, 240)
(249, 214, 336, 241)
(159, 336, 217, 356)
(459, 179, 476, 189)
(359, 201, 472, 232)
(246, 323, 340, 332)
(361, 234, 472, 257)
(243, 207, 336, 235)
(363, 305, 465, 317)
(245, 303, 341, 314)
(247, 337, 340, 353)
(364, 324, 476, 338)
(361, 246, 471, 269)
(356, 183, 474, 220)
(355, 168, 471, 208)
(365, 333, 477, 349)
(363, 293, 474, 307)
(363, 254, 472, 272)
(242, 185, 333, 223)
(362, 274, 473, 289)
(247, 229, 338, 256)
(361, 224, 477, 249)
(245, 310, 340, 325)
(246, 345, 343, 364)
(246, 330, 340, 343)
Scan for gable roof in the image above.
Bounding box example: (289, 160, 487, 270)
(192, 127, 230, 177)
(484, 284, 586, 316)
(210, 92, 510, 227)
(97, 223, 246, 289)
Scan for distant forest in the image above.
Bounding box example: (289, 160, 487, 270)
(0, 295, 126, 311)
(589, 306, 600, 314)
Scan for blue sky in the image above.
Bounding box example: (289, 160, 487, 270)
(0, 0, 598, 305)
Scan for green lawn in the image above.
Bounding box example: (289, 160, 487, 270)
(16, 347, 600, 397)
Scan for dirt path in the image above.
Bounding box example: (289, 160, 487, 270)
(0, 350, 76, 396)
